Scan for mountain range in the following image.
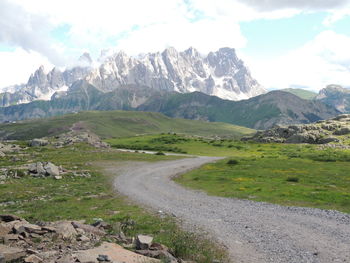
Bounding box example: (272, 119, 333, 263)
(0, 46, 348, 130)
(0, 47, 265, 107)
(0, 82, 339, 129)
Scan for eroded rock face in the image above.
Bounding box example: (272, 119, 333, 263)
(244, 114, 350, 145)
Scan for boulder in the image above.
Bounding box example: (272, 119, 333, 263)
(333, 127, 350, 135)
(0, 244, 26, 262)
(44, 162, 60, 177)
(136, 235, 154, 250)
(29, 139, 49, 147)
(49, 221, 77, 240)
(318, 137, 339, 144)
(28, 162, 60, 177)
(0, 152, 4, 157)
(0, 214, 21, 222)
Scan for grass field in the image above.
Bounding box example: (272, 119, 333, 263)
(0, 143, 226, 262)
(0, 110, 255, 140)
(108, 133, 350, 213)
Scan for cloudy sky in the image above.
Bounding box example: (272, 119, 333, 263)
(1, 0, 350, 91)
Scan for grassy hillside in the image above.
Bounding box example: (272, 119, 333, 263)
(139, 91, 339, 129)
(282, 88, 317, 100)
(0, 110, 255, 140)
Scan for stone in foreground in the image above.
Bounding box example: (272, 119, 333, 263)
(73, 242, 159, 263)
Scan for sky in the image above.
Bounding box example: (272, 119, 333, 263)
(1, 0, 350, 92)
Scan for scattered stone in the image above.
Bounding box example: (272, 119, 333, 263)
(136, 234, 154, 250)
(0, 151, 4, 157)
(97, 254, 111, 262)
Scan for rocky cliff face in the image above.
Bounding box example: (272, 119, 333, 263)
(316, 85, 350, 113)
(0, 47, 265, 107)
(87, 47, 265, 100)
(0, 66, 90, 107)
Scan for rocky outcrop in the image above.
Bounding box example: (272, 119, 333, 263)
(0, 215, 178, 263)
(316, 85, 350, 113)
(244, 114, 350, 144)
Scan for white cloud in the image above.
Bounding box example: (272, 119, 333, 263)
(1, 0, 350, 91)
(0, 48, 52, 89)
(116, 18, 246, 55)
(243, 31, 350, 91)
(0, 0, 66, 65)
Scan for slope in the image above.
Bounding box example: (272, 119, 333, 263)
(0, 110, 254, 140)
(138, 90, 340, 129)
(281, 88, 317, 100)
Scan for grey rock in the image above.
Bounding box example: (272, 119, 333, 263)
(136, 235, 153, 250)
(44, 162, 60, 177)
(29, 139, 49, 147)
(0, 244, 26, 262)
(333, 127, 350, 135)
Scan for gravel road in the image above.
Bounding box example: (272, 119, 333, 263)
(107, 156, 350, 263)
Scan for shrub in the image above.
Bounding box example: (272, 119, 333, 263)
(155, 152, 165, 156)
(227, 159, 239, 165)
(286, 177, 299, 183)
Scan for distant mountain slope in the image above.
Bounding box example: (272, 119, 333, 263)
(0, 83, 340, 130)
(139, 90, 340, 129)
(281, 88, 317, 100)
(316, 85, 350, 113)
(0, 110, 254, 140)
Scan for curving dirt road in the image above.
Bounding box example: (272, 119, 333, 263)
(106, 156, 350, 263)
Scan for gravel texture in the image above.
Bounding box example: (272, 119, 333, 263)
(107, 157, 350, 263)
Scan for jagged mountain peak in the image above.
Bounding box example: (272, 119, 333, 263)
(78, 52, 93, 66)
(1, 46, 266, 107)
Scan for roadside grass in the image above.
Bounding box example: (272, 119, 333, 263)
(0, 143, 228, 263)
(107, 134, 350, 213)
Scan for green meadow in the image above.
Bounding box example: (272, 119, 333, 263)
(0, 143, 226, 262)
(108, 133, 350, 213)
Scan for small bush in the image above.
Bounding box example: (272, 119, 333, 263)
(227, 159, 239, 165)
(286, 177, 299, 183)
(155, 152, 165, 156)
